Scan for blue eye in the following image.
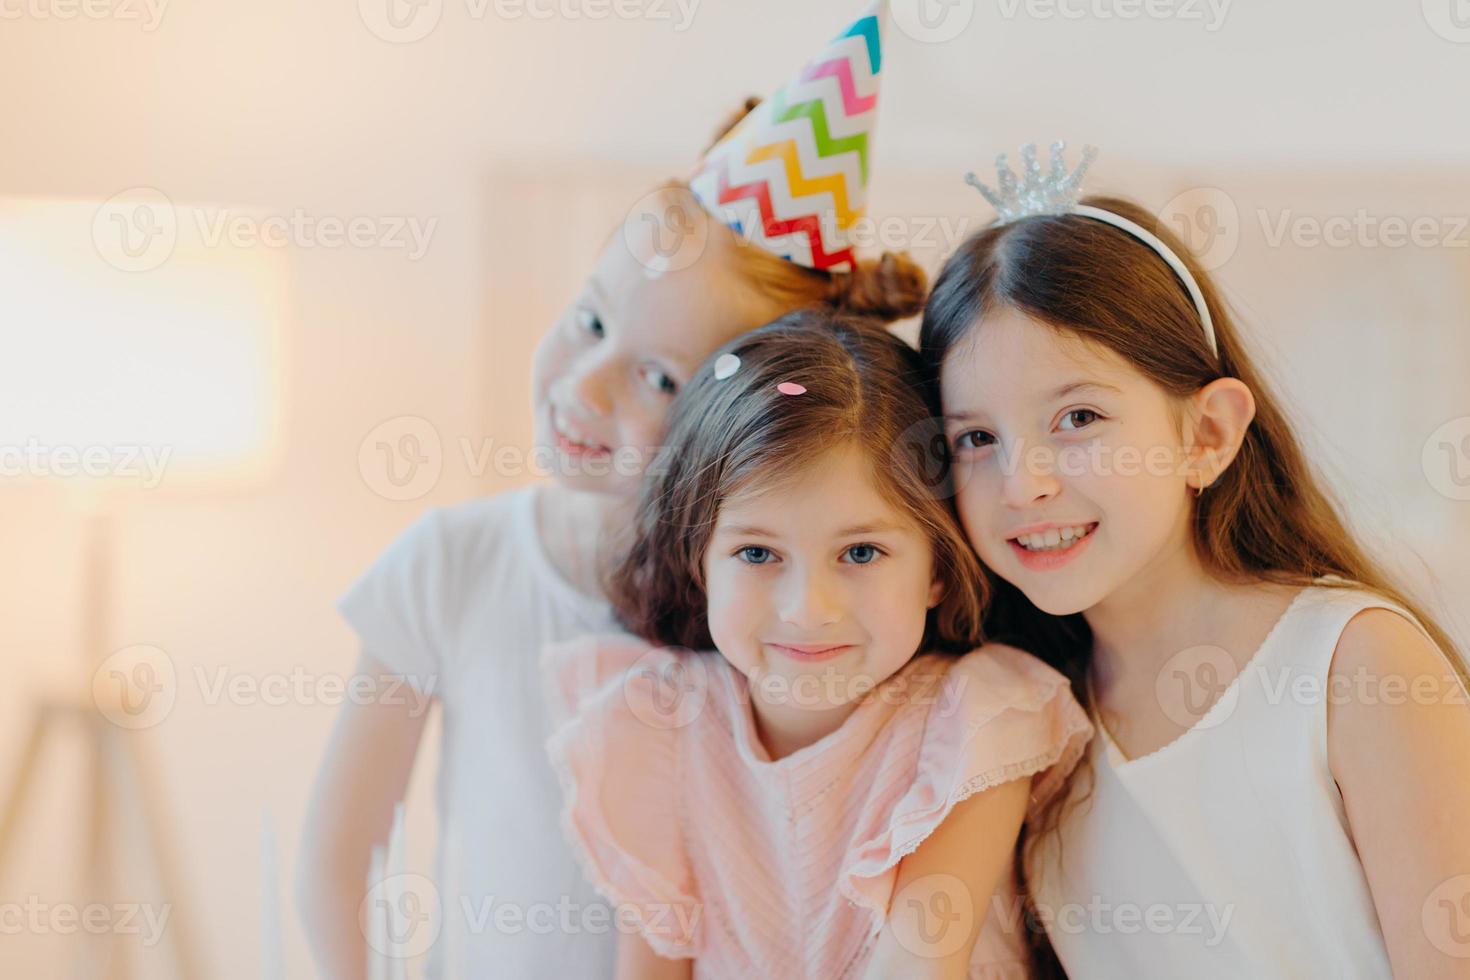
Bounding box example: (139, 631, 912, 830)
(574, 307, 604, 338)
(640, 365, 679, 396)
(737, 546, 774, 565)
(844, 544, 882, 564)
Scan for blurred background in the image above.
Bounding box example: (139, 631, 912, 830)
(2, 0, 1468, 975)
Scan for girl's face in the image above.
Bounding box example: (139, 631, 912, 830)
(940, 307, 1197, 617)
(703, 442, 944, 713)
(531, 188, 794, 497)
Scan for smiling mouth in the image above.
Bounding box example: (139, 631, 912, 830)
(766, 643, 856, 663)
(551, 407, 610, 456)
(1009, 522, 1098, 553)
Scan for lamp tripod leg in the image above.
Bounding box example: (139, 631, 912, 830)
(105, 722, 207, 980)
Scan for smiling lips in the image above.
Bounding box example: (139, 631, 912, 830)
(1006, 521, 1099, 571)
(766, 642, 856, 663)
(551, 406, 610, 457)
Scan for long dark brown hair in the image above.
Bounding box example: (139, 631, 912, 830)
(917, 194, 1469, 977)
(607, 308, 988, 657)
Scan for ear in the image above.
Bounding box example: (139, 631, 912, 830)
(1186, 377, 1256, 490)
(928, 576, 945, 609)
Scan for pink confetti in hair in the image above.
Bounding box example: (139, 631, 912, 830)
(776, 381, 807, 396)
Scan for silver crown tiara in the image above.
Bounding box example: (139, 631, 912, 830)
(962, 140, 1219, 358)
(964, 141, 1097, 225)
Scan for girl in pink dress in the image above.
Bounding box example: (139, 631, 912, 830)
(544, 310, 1093, 979)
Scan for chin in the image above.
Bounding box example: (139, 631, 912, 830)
(1004, 574, 1104, 618)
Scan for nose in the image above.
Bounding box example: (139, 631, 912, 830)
(1000, 439, 1062, 509)
(777, 563, 844, 630)
(563, 353, 616, 418)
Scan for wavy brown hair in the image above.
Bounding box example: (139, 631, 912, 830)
(917, 194, 1469, 978)
(608, 309, 987, 656)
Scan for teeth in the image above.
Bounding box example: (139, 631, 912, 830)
(1015, 524, 1094, 552)
(554, 410, 603, 450)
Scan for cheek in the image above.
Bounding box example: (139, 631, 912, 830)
(620, 399, 670, 450)
(530, 328, 572, 402)
(702, 563, 763, 664)
(954, 467, 1004, 562)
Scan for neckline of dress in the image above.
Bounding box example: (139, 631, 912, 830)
(1089, 583, 1315, 770)
(721, 652, 949, 772)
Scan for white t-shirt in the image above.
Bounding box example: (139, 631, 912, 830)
(337, 483, 621, 979)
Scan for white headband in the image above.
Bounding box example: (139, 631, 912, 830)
(964, 142, 1218, 359)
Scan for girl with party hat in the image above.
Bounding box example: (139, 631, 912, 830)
(297, 5, 927, 977)
(920, 142, 1470, 977)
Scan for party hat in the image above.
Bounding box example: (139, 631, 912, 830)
(688, 2, 886, 272)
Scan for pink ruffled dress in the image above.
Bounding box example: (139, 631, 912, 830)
(543, 634, 1093, 980)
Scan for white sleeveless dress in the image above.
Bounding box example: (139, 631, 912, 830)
(1029, 580, 1447, 978)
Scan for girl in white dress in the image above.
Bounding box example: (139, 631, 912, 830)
(918, 149, 1470, 978)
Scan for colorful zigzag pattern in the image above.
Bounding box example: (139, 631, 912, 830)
(688, 2, 884, 272)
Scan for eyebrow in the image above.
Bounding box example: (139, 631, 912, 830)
(714, 519, 908, 538)
(943, 380, 1123, 422)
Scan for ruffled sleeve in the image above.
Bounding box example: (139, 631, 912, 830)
(542, 638, 705, 959)
(841, 644, 1093, 916)
(542, 630, 666, 720)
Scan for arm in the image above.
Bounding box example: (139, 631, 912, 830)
(1328, 608, 1470, 978)
(616, 932, 694, 980)
(296, 651, 434, 980)
(861, 776, 1032, 980)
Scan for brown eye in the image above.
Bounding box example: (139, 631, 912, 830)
(955, 430, 995, 450)
(1060, 409, 1100, 431)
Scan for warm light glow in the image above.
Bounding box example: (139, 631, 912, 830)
(0, 196, 285, 488)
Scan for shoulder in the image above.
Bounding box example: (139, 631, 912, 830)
(937, 642, 1078, 711)
(544, 633, 713, 728)
(434, 487, 528, 547)
(917, 643, 1093, 813)
(372, 491, 522, 572)
(1328, 603, 1468, 779)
